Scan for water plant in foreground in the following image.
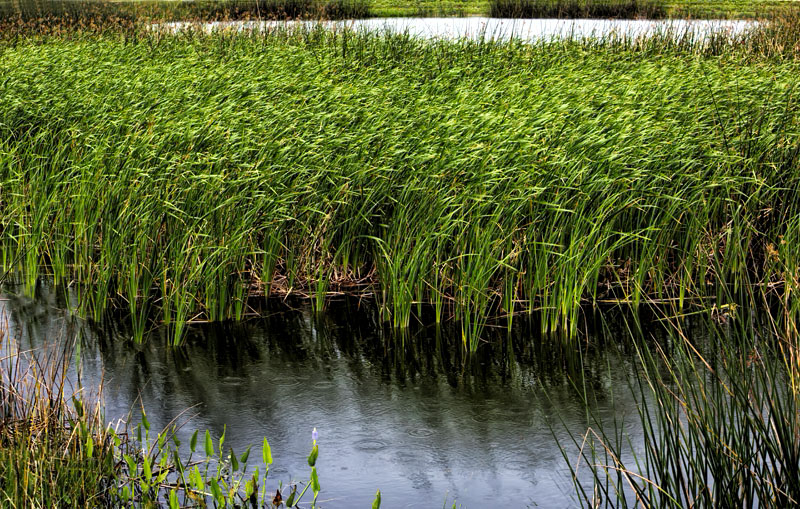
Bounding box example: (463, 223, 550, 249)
(0, 327, 384, 507)
(558, 301, 800, 507)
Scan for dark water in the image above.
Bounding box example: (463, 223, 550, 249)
(0, 286, 649, 508)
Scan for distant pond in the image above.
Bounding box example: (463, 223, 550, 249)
(163, 17, 756, 43)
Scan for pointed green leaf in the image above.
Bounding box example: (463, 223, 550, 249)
(307, 444, 318, 467)
(240, 445, 252, 464)
(262, 437, 273, 465)
(310, 466, 320, 495)
(141, 408, 150, 431)
(204, 430, 214, 457)
(230, 447, 239, 472)
(190, 430, 198, 453)
(142, 456, 152, 480)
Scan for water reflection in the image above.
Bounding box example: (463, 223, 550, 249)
(163, 17, 756, 43)
(1, 287, 649, 507)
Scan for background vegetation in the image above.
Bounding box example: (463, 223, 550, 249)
(0, 0, 798, 21)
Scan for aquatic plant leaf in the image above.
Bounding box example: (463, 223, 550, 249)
(142, 456, 152, 480)
(124, 454, 137, 477)
(204, 430, 214, 457)
(307, 444, 318, 467)
(230, 447, 239, 472)
(241, 445, 252, 464)
(372, 489, 381, 509)
(310, 466, 320, 495)
(262, 437, 273, 465)
(190, 430, 198, 453)
(285, 486, 297, 507)
(141, 408, 150, 431)
(210, 478, 224, 504)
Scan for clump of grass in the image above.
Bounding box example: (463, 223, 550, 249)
(561, 300, 800, 507)
(0, 323, 364, 507)
(0, 19, 799, 347)
(489, 0, 667, 19)
(0, 328, 117, 506)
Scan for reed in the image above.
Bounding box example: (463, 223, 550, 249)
(561, 299, 800, 507)
(0, 328, 116, 506)
(1, 17, 800, 347)
(0, 0, 372, 23)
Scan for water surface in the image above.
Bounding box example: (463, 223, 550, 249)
(1, 287, 650, 507)
(164, 17, 756, 42)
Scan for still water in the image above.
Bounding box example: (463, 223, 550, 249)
(164, 17, 756, 42)
(1, 286, 651, 507)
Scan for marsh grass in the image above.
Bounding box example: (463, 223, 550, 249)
(1, 15, 800, 346)
(489, 0, 667, 19)
(0, 327, 117, 506)
(558, 293, 800, 507)
(1, 19, 800, 346)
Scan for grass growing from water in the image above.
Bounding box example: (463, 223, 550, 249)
(561, 297, 800, 507)
(0, 325, 359, 507)
(1, 20, 800, 346)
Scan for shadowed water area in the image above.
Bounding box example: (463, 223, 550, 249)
(0, 286, 656, 507)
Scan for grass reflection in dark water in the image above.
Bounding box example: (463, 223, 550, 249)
(2, 288, 653, 507)
(3, 286, 800, 507)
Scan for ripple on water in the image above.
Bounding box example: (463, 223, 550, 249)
(353, 438, 388, 452)
(313, 380, 335, 389)
(269, 378, 306, 387)
(407, 428, 435, 438)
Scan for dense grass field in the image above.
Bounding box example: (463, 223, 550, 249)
(1, 22, 799, 345)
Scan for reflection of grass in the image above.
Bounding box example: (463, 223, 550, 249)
(0, 327, 337, 507)
(489, 0, 668, 18)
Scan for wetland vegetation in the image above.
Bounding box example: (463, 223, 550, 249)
(1, 2, 800, 507)
(1, 0, 798, 21)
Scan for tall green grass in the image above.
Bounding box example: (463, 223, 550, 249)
(1, 21, 799, 346)
(561, 299, 800, 507)
(0, 0, 372, 23)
